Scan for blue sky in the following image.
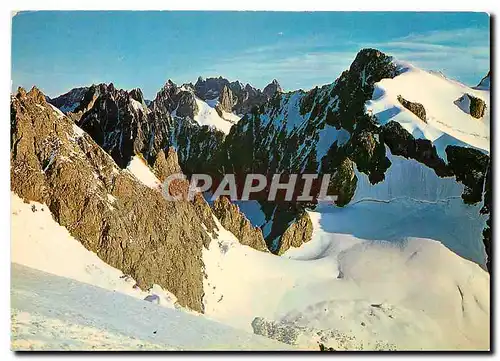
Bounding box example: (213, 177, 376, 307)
(12, 11, 489, 99)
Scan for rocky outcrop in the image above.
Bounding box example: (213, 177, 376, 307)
(152, 147, 182, 182)
(212, 197, 268, 252)
(11, 87, 213, 312)
(480, 163, 491, 273)
(210, 49, 399, 249)
(446, 145, 491, 273)
(277, 211, 313, 255)
(455, 93, 487, 119)
(397, 95, 426, 122)
(263, 79, 283, 97)
(65, 81, 213, 173)
(194, 76, 281, 115)
(321, 156, 358, 207)
(194, 76, 231, 100)
(347, 118, 391, 184)
(129, 88, 146, 105)
(75, 83, 155, 168)
(218, 85, 235, 112)
(467, 94, 486, 119)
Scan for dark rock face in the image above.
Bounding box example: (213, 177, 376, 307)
(322, 156, 358, 207)
(380, 121, 451, 177)
(11, 87, 212, 312)
(176, 92, 199, 119)
(480, 164, 491, 272)
(397, 95, 426, 122)
(212, 197, 268, 252)
(446, 146, 489, 205)
(75, 84, 154, 168)
(204, 48, 399, 250)
(454, 94, 487, 119)
(446, 145, 491, 273)
(347, 117, 391, 184)
(129, 88, 146, 104)
(47, 87, 88, 113)
(194, 76, 231, 100)
(320, 48, 397, 132)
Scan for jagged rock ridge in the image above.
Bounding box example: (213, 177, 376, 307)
(11, 87, 219, 312)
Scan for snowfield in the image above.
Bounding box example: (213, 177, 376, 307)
(351, 147, 487, 267)
(193, 98, 237, 134)
(366, 61, 490, 160)
(11, 264, 293, 351)
(10, 193, 293, 351)
(126, 155, 163, 190)
(203, 213, 490, 350)
(11, 193, 178, 309)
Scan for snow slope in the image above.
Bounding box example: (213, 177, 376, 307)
(366, 61, 490, 159)
(11, 193, 177, 308)
(126, 156, 162, 190)
(204, 97, 241, 124)
(350, 147, 487, 267)
(130, 98, 150, 114)
(352, 147, 465, 203)
(11, 264, 293, 351)
(203, 215, 489, 350)
(193, 98, 236, 134)
(10, 193, 293, 350)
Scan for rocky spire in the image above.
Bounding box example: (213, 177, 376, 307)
(218, 85, 234, 112)
(263, 79, 283, 97)
(212, 197, 268, 252)
(129, 88, 145, 104)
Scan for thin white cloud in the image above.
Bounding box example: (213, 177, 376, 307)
(371, 27, 489, 85)
(181, 27, 490, 91)
(397, 27, 489, 44)
(198, 50, 356, 90)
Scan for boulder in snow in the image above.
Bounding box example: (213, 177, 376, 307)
(144, 294, 160, 305)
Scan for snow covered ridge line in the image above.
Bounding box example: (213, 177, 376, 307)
(162, 173, 339, 202)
